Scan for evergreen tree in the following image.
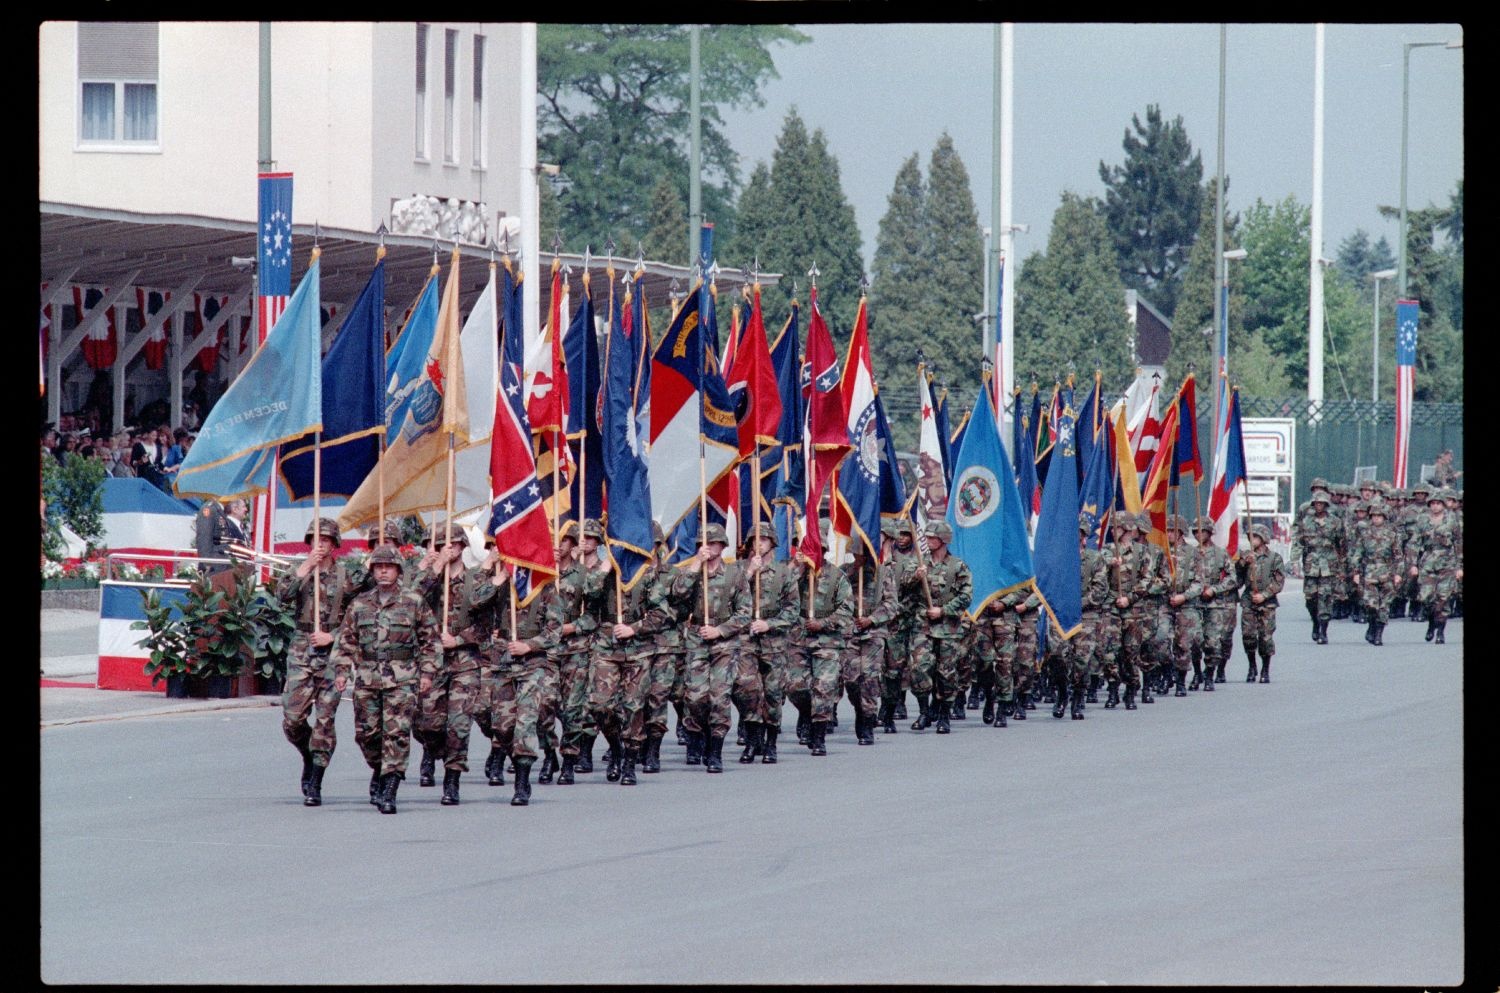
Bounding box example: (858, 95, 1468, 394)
(1334, 229, 1396, 292)
(724, 162, 776, 282)
(1098, 104, 1203, 316)
(869, 153, 932, 398)
(1014, 192, 1133, 394)
(1168, 177, 1244, 390)
(640, 177, 688, 268)
(538, 174, 562, 253)
(921, 133, 985, 386)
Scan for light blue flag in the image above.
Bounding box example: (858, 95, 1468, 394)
(385, 276, 440, 443)
(946, 388, 1034, 618)
(175, 260, 322, 501)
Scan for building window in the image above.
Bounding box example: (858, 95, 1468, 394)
(444, 29, 458, 164)
(77, 22, 159, 145)
(415, 23, 429, 159)
(472, 35, 486, 168)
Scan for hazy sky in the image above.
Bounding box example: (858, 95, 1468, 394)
(718, 22, 1464, 277)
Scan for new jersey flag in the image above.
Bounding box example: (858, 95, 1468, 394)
(175, 255, 322, 501)
(1032, 402, 1082, 638)
(946, 386, 1034, 617)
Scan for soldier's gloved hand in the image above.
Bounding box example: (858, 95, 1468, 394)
(856, 617, 872, 631)
(750, 619, 771, 635)
(419, 676, 432, 693)
(614, 623, 636, 639)
(440, 632, 458, 649)
(311, 630, 334, 648)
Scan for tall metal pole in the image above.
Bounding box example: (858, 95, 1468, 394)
(1308, 24, 1325, 405)
(258, 24, 272, 171)
(1398, 44, 1413, 298)
(689, 25, 702, 268)
(998, 23, 1015, 447)
(988, 24, 1002, 374)
(520, 24, 539, 347)
(1371, 277, 1381, 402)
(1213, 24, 1226, 437)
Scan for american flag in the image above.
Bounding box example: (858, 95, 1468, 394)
(1393, 299, 1419, 488)
(253, 172, 293, 565)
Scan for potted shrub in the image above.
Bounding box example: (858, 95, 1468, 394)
(133, 590, 195, 698)
(246, 577, 295, 696)
(132, 568, 271, 697)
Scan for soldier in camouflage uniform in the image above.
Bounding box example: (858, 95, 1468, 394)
(278, 517, 358, 807)
(881, 519, 921, 726)
(978, 579, 1044, 723)
(844, 538, 896, 745)
(786, 529, 853, 756)
(635, 524, 693, 771)
(1341, 494, 1370, 622)
(1103, 513, 1151, 710)
(1067, 516, 1111, 719)
(549, 521, 603, 785)
(414, 525, 501, 805)
(1397, 483, 1429, 621)
(901, 520, 972, 733)
(1162, 515, 1201, 698)
(732, 521, 800, 763)
(491, 569, 562, 806)
(1237, 525, 1285, 682)
(331, 545, 441, 814)
(604, 526, 677, 779)
(670, 523, 752, 772)
(583, 518, 652, 787)
(1350, 498, 1401, 646)
(1409, 489, 1463, 644)
(1446, 489, 1463, 618)
(1188, 517, 1239, 691)
(1293, 492, 1343, 644)
(1134, 513, 1173, 701)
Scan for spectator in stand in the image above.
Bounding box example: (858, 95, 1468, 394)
(181, 401, 201, 432)
(106, 434, 135, 477)
(162, 429, 191, 480)
(42, 428, 58, 461)
(130, 430, 164, 489)
(54, 433, 78, 461)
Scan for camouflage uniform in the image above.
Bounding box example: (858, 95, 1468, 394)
(977, 585, 1043, 720)
(1409, 494, 1462, 642)
(789, 559, 853, 755)
(1341, 494, 1370, 621)
(552, 552, 601, 769)
(488, 578, 561, 805)
(1350, 502, 1401, 642)
(277, 518, 358, 806)
(844, 553, 897, 744)
(1067, 519, 1113, 718)
(639, 552, 693, 753)
(586, 522, 663, 784)
(900, 521, 973, 732)
(1133, 526, 1172, 700)
(1189, 518, 1239, 690)
(673, 526, 752, 771)
(415, 542, 501, 796)
(1294, 495, 1344, 643)
(881, 524, 922, 722)
(1162, 519, 1202, 696)
(1103, 516, 1152, 709)
(1237, 527, 1286, 681)
(736, 527, 801, 762)
(331, 547, 441, 812)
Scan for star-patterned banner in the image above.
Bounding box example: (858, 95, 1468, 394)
(1394, 299, 1419, 488)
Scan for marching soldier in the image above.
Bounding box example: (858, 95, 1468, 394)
(493, 569, 563, 806)
(1066, 516, 1112, 719)
(331, 545, 441, 814)
(1134, 513, 1172, 701)
(902, 520, 972, 733)
(734, 522, 800, 763)
(277, 517, 358, 806)
(1190, 516, 1239, 691)
(881, 519, 922, 727)
(1237, 525, 1285, 682)
(1398, 483, 1429, 621)
(844, 538, 896, 746)
(1343, 496, 1370, 622)
(1163, 515, 1201, 698)
(788, 529, 853, 756)
(671, 523, 752, 772)
(1409, 489, 1463, 644)
(415, 525, 502, 805)
(636, 523, 693, 772)
(1350, 499, 1401, 646)
(1104, 513, 1151, 710)
(550, 521, 600, 785)
(1295, 492, 1343, 644)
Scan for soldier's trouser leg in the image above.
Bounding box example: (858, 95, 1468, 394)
(1420, 573, 1455, 624)
(353, 685, 417, 778)
(616, 657, 649, 748)
(986, 626, 1014, 704)
(1013, 615, 1039, 700)
(855, 636, 883, 721)
(954, 632, 975, 699)
(759, 646, 786, 729)
(705, 648, 737, 739)
(283, 650, 340, 767)
(510, 665, 546, 761)
(559, 653, 594, 758)
(1363, 580, 1392, 625)
(682, 649, 712, 737)
(416, 672, 449, 756)
(907, 633, 936, 698)
(491, 669, 518, 758)
(1173, 609, 1199, 674)
(930, 637, 962, 706)
(730, 650, 768, 729)
(588, 656, 625, 743)
(535, 663, 561, 751)
(439, 667, 481, 773)
(1305, 576, 1333, 622)
(472, 669, 496, 743)
(882, 629, 910, 712)
(282, 660, 318, 762)
(642, 648, 676, 737)
(1120, 613, 1147, 690)
(809, 645, 841, 723)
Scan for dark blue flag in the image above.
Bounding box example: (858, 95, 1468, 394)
(1033, 403, 1082, 638)
(565, 277, 603, 522)
(601, 272, 653, 588)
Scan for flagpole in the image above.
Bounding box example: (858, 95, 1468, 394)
(509, 567, 518, 642)
(441, 430, 455, 637)
(754, 440, 762, 620)
(312, 429, 322, 636)
(551, 429, 561, 531)
(375, 241, 387, 545)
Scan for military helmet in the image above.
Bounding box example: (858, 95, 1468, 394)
(581, 518, 605, 541)
(558, 519, 580, 543)
(880, 518, 900, 539)
(895, 518, 916, 537)
(1309, 477, 1330, 491)
(1167, 514, 1188, 533)
(1193, 515, 1215, 534)
(1359, 479, 1377, 492)
(1427, 488, 1449, 504)
(304, 516, 342, 547)
(433, 524, 469, 549)
(1125, 512, 1146, 531)
(1078, 515, 1093, 534)
(698, 523, 729, 546)
(1249, 524, 1272, 543)
(365, 520, 402, 544)
(1367, 498, 1388, 516)
(1409, 481, 1431, 495)
(1351, 500, 1367, 514)
(1310, 491, 1331, 506)
(750, 522, 778, 545)
(924, 520, 953, 543)
(369, 545, 405, 571)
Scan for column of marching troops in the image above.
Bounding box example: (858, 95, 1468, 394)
(273, 475, 1461, 814)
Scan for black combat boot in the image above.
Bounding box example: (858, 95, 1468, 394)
(676, 722, 688, 746)
(511, 759, 533, 806)
(857, 713, 875, 745)
(1319, 618, 1330, 644)
(1410, 601, 1424, 623)
(685, 730, 704, 765)
(739, 724, 762, 763)
(418, 744, 436, 787)
(1215, 661, 1227, 683)
(642, 733, 663, 774)
(1071, 688, 1085, 720)
(297, 740, 315, 798)
(736, 714, 747, 747)
(1189, 660, 1202, 691)
(1258, 654, 1271, 682)
(1105, 682, 1120, 709)
(1434, 619, 1446, 644)
(911, 693, 932, 731)
(1202, 661, 1215, 691)
(1391, 597, 1406, 618)
(1246, 657, 1258, 681)
(1174, 670, 1187, 697)
(762, 726, 779, 764)
(796, 711, 811, 745)
(619, 747, 638, 785)
(1124, 686, 1137, 711)
(1425, 617, 1437, 642)
(577, 735, 596, 774)
(1372, 622, 1385, 646)
(894, 696, 908, 721)
(369, 768, 383, 805)
(1087, 674, 1100, 704)
(994, 698, 1009, 727)
(485, 745, 505, 785)
(1139, 676, 1154, 704)
(1364, 620, 1375, 644)
(934, 704, 951, 734)
(441, 768, 461, 805)
(1012, 690, 1028, 720)
(981, 687, 995, 725)
(808, 722, 828, 755)
(304, 764, 325, 807)
(951, 695, 967, 720)
(705, 735, 725, 772)
(967, 684, 983, 710)
(557, 754, 576, 785)
(1052, 684, 1068, 719)
(537, 746, 558, 784)
(377, 772, 400, 814)
(880, 699, 897, 734)
(605, 735, 623, 782)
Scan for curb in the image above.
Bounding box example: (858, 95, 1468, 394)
(41, 696, 277, 729)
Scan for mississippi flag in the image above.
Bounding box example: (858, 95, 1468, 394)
(1207, 385, 1248, 555)
(1393, 300, 1419, 488)
(490, 259, 557, 599)
(799, 287, 850, 568)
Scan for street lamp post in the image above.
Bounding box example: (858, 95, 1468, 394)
(1369, 267, 1397, 401)
(1398, 39, 1461, 297)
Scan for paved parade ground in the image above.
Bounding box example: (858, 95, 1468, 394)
(40, 612, 1464, 986)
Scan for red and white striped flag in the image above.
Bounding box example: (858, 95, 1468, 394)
(253, 172, 293, 562)
(1393, 300, 1419, 488)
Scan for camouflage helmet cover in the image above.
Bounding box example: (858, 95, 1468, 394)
(304, 517, 342, 546)
(698, 523, 729, 546)
(924, 520, 953, 542)
(369, 545, 405, 570)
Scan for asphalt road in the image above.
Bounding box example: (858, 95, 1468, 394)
(40, 613, 1464, 985)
